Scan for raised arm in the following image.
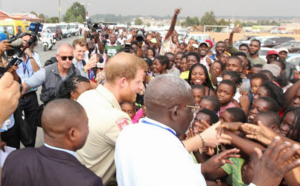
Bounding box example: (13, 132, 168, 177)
(284, 80, 300, 107)
(164, 8, 181, 41)
(227, 26, 241, 55)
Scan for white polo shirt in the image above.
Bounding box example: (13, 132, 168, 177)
(115, 117, 206, 186)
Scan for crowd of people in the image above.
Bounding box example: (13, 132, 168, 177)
(0, 7, 300, 186)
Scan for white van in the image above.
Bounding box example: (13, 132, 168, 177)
(57, 23, 71, 38)
(69, 23, 79, 36)
(184, 34, 211, 43)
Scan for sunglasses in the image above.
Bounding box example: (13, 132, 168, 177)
(58, 55, 74, 61)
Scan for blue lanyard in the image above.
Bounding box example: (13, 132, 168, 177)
(141, 119, 176, 137)
(22, 57, 30, 76)
(141, 119, 184, 146)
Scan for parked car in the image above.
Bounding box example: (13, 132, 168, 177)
(259, 47, 276, 61)
(274, 40, 300, 53)
(234, 36, 256, 44)
(261, 37, 295, 48)
(69, 23, 79, 36)
(286, 54, 300, 66)
(44, 26, 63, 40)
(270, 30, 278, 34)
(252, 29, 261, 33)
(57, 23, 71, 38)
(184, 34, 211, 43)
(240, 36, 279, 45)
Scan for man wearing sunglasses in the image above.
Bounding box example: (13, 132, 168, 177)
(266, 50, 279, 64)
(21, 43, 86, 104)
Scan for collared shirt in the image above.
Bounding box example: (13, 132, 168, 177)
(115, 117, 206, 186)
(16, 52, 41, 92)
(72, 58, 84, 71)
(76, 85, 132, 185)
(44, 143, 76, 158)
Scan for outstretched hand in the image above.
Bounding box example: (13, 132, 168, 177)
(252, 136, 300, 186)
(241, 121, 276, 146)
(217, 122, 243, 131)
(174, 8, 181, 16)
(201, 121, 232, 148)
(202, 148, 240, 176)
(231, 25, 242, 34)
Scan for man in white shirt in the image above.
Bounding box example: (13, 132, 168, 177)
(115, 75, 236, 186)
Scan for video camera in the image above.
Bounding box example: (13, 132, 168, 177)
(4, 22, 43, 72)
(136, 29, 145, 43)
(87, 18, 101, 39)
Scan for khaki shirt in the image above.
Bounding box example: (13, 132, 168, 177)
(76, 85, 132, 185)
(227, 44, 266, 66)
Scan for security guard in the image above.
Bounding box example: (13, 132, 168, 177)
(76, 53, 147, 185)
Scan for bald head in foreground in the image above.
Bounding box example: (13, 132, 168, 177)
(2, 99, 103, 186)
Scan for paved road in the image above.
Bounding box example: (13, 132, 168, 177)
(30, 36, 79, 147)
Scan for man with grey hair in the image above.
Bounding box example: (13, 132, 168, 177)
(22, 43, 86, 104)
(115, 74, 235, 186)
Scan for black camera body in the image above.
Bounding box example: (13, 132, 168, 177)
(4, 22, 41, 72)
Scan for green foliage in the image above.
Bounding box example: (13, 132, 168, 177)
(30, 11, 37, 16)
(63, 2, 85, 23)
(200, 11, 217, 26)
(76, 15, 84, 23)
(134, 18, 143, 25)
(127, 21, 131, 26)
(147, 23, 151, 27)
(218, 19, 229, 26)
(181, 16, 200, 27)
(47, 17, 59, 23)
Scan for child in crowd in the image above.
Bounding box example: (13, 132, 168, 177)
(219, 107, 247, 123)
(120, 102, 135, 120)
(250, 64, 263, 75)
(222, 71, 242, 102)
(217, 80, 239, 115)
(253, 111, 281, 132)
(278, 107, 300, 141)
(152, 55, 170, 75)
(250, 73, 269, 94)
(192, 108, 219, 134)
(191, 84, 205, 106)
(199, 96, 220, 113)
(248, 97, 280, 123)
(121, 102, 146, 124)
(179, 55, 189, 80)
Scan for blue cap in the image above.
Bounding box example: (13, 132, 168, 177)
(0, 33, 8, 42)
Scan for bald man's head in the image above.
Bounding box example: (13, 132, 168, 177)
(144, 75, 193, 112)
(42, 99, 89, 151)
(105, 52, 148, 84)
(57, 43, 73, 55)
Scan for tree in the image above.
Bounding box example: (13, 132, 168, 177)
(30, 11, 37, 16)
(38, 14, 46, 23)
(47, 16, 59, 23)
(200, 11, 217, 26)
(234, 20, 243, 27)
(127, 21, 131, 27)
(181, 16, 200, 27)
(76, 15, 84, 23)
(134, 18, 143, 25)
(218, 19, 228, 26)
(63, 2, 85, 23)
(147, 23, 151, 27)
(69, 15, 75, 23)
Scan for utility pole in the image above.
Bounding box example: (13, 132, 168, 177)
(59, 0, 61, 22)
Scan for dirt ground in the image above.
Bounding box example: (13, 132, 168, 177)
(191, 32, 300, 42)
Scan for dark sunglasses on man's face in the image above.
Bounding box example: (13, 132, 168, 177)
(59, 55, 74, 61)
(268, 55, 278, 59)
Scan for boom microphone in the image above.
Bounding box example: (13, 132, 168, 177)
(10, 38, 23, 47)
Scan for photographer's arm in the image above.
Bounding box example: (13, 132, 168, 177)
(137, 42, 142, 58)
(93, 32, 104, 54)
(21, 68, 46, 95)
(0, 40, 11, 56)
(24, 48, 40, 72)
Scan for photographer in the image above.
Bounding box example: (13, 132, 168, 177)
(14, 33, 41, 147)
